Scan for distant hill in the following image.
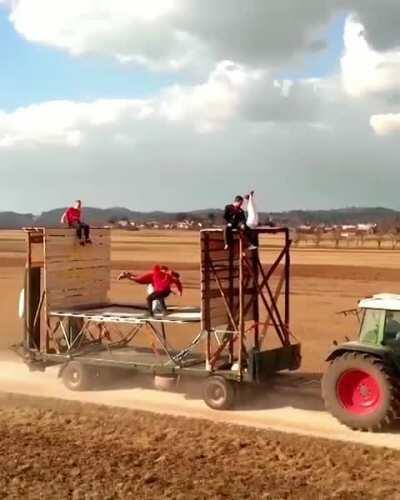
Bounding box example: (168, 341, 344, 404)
(0, 206, 399, 229)
(0, 211, 35, 229)
(268, 207, 400, 226)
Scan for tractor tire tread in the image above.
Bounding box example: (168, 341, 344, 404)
(322, 352, 400, 431)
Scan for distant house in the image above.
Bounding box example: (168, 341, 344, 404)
(341, 225, 357, 232)
(297, 225, 313, 234)
(117, 220, 129, 227)
(356, 223, 376, 233)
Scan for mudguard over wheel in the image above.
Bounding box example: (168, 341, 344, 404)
(203, 375, 236, 410)
(322, 352, 400, 431)
(62, 361, 94, 391)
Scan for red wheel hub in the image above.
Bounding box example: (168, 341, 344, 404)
(337, 369, 382, 415)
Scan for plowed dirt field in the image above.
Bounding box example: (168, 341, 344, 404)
(1, 395, 400, 500)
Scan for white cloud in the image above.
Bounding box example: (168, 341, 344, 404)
(8, 0, 189, 70)
(5, 1, 400, 76)
(0, 62, 322, 147)
(340, 16, 400, 137)
(160, 61, 265, 132)
(2, 92, 399, 214)
(340, 0, 400, 53)
(341, 16, 400, 98)
(0, 99, 154, 149)
(3, 2, 400, 212)
(370, 114, 400, 136)
(161, 62, 322, 132)
(1, 75, 399, 214)
(5, 0, 335, 72)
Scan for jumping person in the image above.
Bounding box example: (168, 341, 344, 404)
(61, 200, 91, 246)
(223, 192, 257, 250)
(118, 265, 183, 316)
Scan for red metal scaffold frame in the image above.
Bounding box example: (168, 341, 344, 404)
(201, 227, 298, 380)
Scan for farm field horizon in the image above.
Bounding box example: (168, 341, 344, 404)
(1, 229, 399, 373)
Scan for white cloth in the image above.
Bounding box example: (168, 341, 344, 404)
(246, 193, 259, 228)
(18, 288, 25, 319)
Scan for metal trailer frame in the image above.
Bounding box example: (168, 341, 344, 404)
(17, 226, 301, 407)
(199, 227, 300, 382)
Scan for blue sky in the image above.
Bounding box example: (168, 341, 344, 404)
(1, 2, 398, 214)
(284, 13, 346, 79)
(0, 9, 184, 111)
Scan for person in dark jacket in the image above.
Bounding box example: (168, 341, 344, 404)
(223, 193, 257, 250)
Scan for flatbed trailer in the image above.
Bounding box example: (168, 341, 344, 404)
(16, 226, 301, 409)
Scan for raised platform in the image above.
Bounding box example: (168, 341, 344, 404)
(201, 226, 288, 235)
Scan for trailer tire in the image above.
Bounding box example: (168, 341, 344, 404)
(203, 376, 236, 410)
(154, 375, 177, 391)
(62, 361, 93, 391)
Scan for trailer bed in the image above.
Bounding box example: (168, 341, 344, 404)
(38, 344, 212, 378)
(73, 345, 204, 367)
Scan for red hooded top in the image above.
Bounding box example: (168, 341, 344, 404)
(65, 207, 81, 225)
(133, 265, 183, 294)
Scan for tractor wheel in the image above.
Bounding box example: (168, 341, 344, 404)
(203, 376, 236, 410)
(322, 352, 400, 431)
(62, 361, 94, 391)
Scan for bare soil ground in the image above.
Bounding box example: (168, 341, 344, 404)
(1, 394, 400, 500)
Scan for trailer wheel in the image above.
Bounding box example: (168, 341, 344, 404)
(154, 375, 177, 391)
(322, 352, 400, 431)
(203, 376, 236, 410)
(62, 361, 93, 391)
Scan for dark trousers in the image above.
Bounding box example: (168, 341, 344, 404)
(224, 223, 257, 248)
(70, 221, 90, 241)
(147, 290, 170, 314)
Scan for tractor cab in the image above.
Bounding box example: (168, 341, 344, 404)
(322, 293, 400, 432)
(358, 294, 400, 347)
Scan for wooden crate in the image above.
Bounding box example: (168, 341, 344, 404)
(44, 229, 111, 311)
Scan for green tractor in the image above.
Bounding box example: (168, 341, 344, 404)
(322, 294, 400, 431)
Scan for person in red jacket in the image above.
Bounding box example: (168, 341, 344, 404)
(61, 200, 91, 245)
(118, 265, 183, 316)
